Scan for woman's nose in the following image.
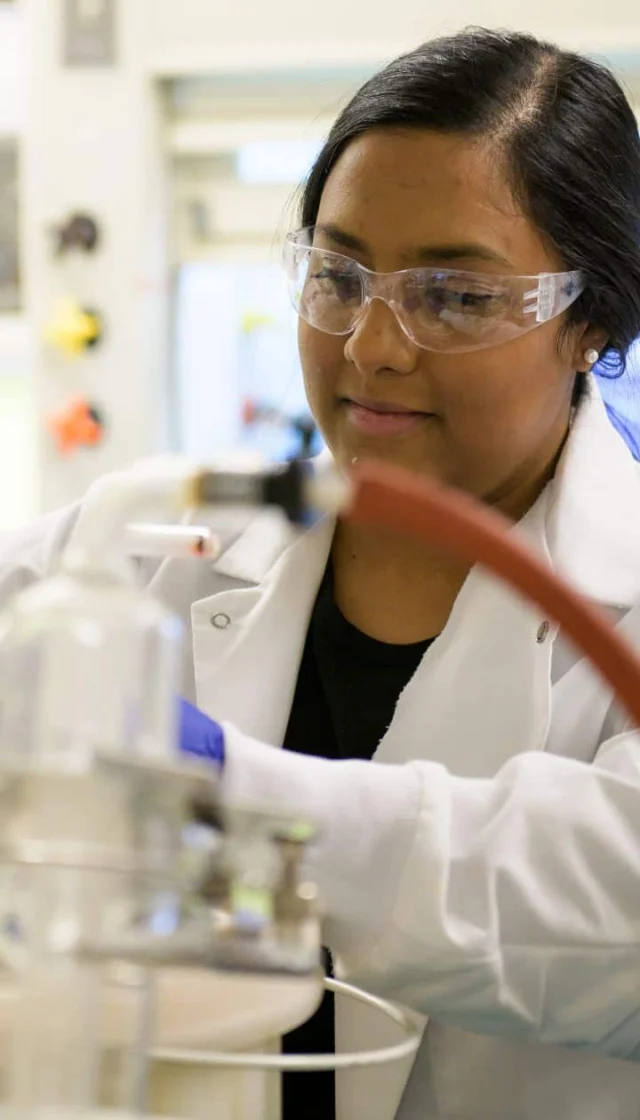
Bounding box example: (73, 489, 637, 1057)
(343, 297, 419, 377)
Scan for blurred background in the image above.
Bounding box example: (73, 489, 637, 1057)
(0, 0, 639, 529)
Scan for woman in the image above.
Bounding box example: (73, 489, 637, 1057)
(4, 27, 640, 1120)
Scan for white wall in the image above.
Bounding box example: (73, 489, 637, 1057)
(0, 2, 35, 528)
(0, 3, 27, 133)
(144, 0, 640, 68)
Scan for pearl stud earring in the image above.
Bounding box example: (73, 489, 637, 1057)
(584, 348, 600, 366)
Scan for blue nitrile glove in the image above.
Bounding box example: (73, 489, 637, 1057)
(178, 698, 225, 767)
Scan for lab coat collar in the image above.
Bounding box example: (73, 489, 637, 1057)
(212, 509, 300, 585)
(192, 516, 334, 741)
(544, 376, 640, 606)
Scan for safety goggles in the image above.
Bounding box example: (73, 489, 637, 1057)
(283, 228, 586, 354)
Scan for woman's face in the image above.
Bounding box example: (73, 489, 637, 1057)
(299, 129, 597, 509)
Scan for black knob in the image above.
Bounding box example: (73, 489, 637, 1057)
(54, 213, 101, 255)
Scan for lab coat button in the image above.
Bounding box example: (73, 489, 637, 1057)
(536, 620, 550, 643)
(211, 612, 231, 630)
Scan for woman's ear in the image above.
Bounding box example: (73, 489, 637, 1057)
(571, 325, 609, 372)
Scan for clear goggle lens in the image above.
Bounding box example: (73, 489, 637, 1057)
(283, 229, 585, 354)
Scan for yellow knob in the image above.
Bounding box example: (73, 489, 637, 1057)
(44, 298, 102, 357)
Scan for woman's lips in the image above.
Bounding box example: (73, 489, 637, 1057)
(342, 397, 433, 437)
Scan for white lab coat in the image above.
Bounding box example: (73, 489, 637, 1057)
(3, 380, 640, 1119)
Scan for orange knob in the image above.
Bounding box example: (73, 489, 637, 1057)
(48, 398, 105, 455)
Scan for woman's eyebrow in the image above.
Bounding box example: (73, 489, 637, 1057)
(314, 223, 369, 253)
(314, 224, 512, 267)
(413, 243, 512, 267)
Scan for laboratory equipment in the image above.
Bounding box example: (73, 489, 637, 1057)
(0, 449, 640, 1120)
(122, 523, 220, 560)
(0, 454, 421, 1120)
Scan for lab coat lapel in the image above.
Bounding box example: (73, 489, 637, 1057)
(545, 378, 640, 605)
(192, 516, 334, 745)
(374, 495, 554, 776)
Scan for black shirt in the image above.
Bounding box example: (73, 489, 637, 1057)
(281, 564, 434, 1120)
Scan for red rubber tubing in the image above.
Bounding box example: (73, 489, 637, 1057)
(347, 459, 640, 730)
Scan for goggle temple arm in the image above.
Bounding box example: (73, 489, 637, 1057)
(527, 272, 586, 324)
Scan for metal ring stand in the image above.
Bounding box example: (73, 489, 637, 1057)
(149, 978, 422, 1071)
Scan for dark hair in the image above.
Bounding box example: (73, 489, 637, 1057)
(301, 28, 640, 374)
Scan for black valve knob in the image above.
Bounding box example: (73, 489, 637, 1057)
(53, 213, 101, 255)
